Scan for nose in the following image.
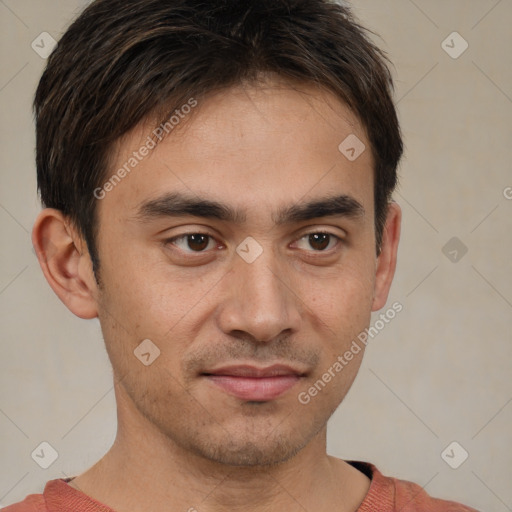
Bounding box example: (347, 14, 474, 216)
(215, 248, 303, 343)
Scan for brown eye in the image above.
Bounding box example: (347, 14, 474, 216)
(167, 233, 216, 253)
(185, 234, 210, 251)
(295, 232, 341, 252)
(308, 233, 330, 251)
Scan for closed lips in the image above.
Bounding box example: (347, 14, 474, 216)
(202, 365, 306, 401)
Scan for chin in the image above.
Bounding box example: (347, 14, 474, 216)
(171, 411, 326, 468)
(190, 434, 306, 467)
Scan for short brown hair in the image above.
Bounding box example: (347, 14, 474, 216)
(34, 0, 403, 279)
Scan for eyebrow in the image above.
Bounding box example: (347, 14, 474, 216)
(132, 191, 365, 226)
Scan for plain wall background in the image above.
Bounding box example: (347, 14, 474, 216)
(1, 1, 511, 510)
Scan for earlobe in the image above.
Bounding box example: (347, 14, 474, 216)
(32, 208, 99, 319)
(371, 201, 401, 312)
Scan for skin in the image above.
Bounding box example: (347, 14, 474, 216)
(32, 79, 401, 512)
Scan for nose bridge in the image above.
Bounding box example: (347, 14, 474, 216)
(217, 240, 302, 341)
(239, 244, 289, 316)
(245, 254, 285, 303)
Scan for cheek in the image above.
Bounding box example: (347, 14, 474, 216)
(97, 244, 196, 335)
(96, 256, 224, 381)
(296, 346, 365, 415)
(304, 259, 375, 337)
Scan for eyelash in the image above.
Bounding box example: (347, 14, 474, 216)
(164, 230, 343, 255)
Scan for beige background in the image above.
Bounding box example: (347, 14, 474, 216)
(1, 1, 511, 510)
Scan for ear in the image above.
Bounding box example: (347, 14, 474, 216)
(371, 201, 401, 311)
(32, 208, 99, 319)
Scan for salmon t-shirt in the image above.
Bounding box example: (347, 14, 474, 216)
(3, 461, 480, 512)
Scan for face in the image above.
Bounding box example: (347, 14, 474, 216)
(87, 81, 392, 466)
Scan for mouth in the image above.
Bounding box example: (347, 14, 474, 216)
(201, 364, 307, 401)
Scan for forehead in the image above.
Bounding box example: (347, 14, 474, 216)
(98, 81, 374, 224)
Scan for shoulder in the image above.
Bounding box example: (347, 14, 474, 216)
(348, 461, 481, 512)
(391, 474, 480, 512)
(1, 493, 46, 512)
(1, 478, 70, 512)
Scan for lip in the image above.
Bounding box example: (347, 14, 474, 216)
(202, 364, 306, 401)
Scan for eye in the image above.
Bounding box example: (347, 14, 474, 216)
(294, 231, 342, 252)
(166, 233, 217, 253)
(164, 230, 342, 256)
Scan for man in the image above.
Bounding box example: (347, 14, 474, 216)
(5, 0, 479, 510)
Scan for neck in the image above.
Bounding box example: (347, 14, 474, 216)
(69, 386, 370, 512)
